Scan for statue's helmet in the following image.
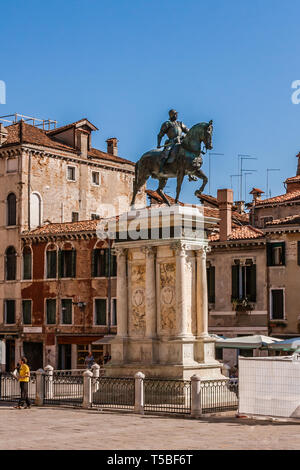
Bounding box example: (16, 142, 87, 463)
(169, 109, 177, 118)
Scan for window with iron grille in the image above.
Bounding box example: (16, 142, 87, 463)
(267, 242, 285, 266)
(67, 166, 76, 181)
(92, 171, 100, 185)
(61, 299, 72, 324)
(5, 300, 15, 324)
(46, 298, 56, 324)
(271, 289, 284, 320)
(5, 246, 16, 281)
(231, 262, 256, 302)
(22, 246, 32, 280)
(58, 249, 76, 278)
(22, 300, 32, 325)
(46, 249, 57, 279)
(72, 212, 79, 222)
(95, 298, 107, 325)
(7, 193, 16, 226)
(92, 248, 116, 277)
(91, 213, 100, 220)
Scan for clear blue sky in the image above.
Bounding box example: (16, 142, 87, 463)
(1, 0, 300, 204)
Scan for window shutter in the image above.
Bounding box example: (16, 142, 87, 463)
(71, 249, 76, 278)
(91, 249, 96, 277)
(298, 242, 300, 266)
(207, 266, 215, 303)
(58, 250, 62, 278)
(280, 242, 286, 266)
(247, 264, 256, 302)
(231, 265, 239, 301)
(266, 243, 273, 266)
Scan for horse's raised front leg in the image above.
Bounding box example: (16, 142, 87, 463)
(194, 169, 208, 198)
(175, 171, 184, 204)
(157, 178, 170, 206)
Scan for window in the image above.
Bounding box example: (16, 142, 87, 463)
(94, 299, 107, 325)
(4, 300, 15, 324)
(59, 248, 76, 278)
(46, 248, 57, 279)
(92, 248, 116, 277)
(72, 212, 79, 222)
(232, 261, 256, 302)
(22, 300, 32, 325)
(46, 299, 56, 324)
(261, 216, 273, 227)
(91, 213, 100, 220)
(92, 171, 100, 185)
(22, 246, 32, 280)
(271, 289, 284, 320)
(267, 242, 285, 266)
(7, 193, 16, 226)
(61, 299, 72, 324)
(67, 166, 76, 181)
(111, 298, 117, 326)
(207, 265, 215, 303)
(5, 246, 17, 280)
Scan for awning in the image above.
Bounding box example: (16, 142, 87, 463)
(267, 337, 300, 351)
(92, 335, 116, 345)
(57, 335, 103, 345)
(215, 335, 283, 349)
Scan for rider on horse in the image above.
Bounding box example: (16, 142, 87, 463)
(157, 109, 197, 181)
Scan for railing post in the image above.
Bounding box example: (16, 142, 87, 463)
(83, 369, 93, 409)
(134, 372, 145, 415)
(191, 374, 202, 418)
(44, 365, 54, 399)
(91, 363, 100, 394)
(35, 370, 44, 406)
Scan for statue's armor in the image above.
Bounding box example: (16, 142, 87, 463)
(158, 120, 189, 146)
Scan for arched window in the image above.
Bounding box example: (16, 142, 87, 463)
(23, 246, 32, 280)
(30, 192, 42, 229)
(59, 243, 76, 278)
(7, 193, 16, 226)
(5, 246, 17, 280)
(46, 244, 57, 279)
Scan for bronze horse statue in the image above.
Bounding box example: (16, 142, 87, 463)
(130, 121, 213, 206)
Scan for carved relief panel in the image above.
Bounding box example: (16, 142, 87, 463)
(130, 263, 146, 335)
(160, 262, 176, 333)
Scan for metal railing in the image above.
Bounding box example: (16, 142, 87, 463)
(200, 378, 239, 413)
(43, 374, 83, 407)
(92, 377, 135, 410)
(0, 372, 36, 403)
(53, 368, 106, 377)
(144, 378, 191, 415)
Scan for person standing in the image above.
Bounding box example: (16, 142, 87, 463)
(84, 351, 95, 369)
(14, 357, 31, 409)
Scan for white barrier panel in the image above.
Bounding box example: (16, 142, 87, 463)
(239, 356, 300, 419)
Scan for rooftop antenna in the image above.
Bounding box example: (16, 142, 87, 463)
(266, 168, 280, 199)
(208, 152, 224, 195)
(238, 154, 257, 200)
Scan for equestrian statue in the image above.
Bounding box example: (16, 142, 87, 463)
(130, 109, 213, 206)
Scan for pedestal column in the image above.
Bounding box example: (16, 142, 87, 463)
(115, 248, 128, 337)
(196, 246, 211, 338)
(144, 247, 157, 338)
(173, 242, 188, 338)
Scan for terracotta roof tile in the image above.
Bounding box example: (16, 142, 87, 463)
(88, 147, 135, 166)
(23, 219, 100, 236)
(284, 175, 300, 183)
(265, 215, 300, 226)
(209, 225, 264, 242)
(255, 190, 300, 206)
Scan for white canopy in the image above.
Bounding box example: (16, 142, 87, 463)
(215, 335, 283, 349)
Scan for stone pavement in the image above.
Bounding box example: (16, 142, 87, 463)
(0, 404, 299, 450)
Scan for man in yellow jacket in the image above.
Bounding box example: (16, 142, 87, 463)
(14, 356, 31, 409)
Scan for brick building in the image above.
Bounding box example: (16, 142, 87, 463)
(0, 114, 145, 371)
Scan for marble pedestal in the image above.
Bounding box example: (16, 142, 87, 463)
(105, 205, 224, 380)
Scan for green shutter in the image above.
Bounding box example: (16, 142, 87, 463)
(22, 300, 32, 324)
(95, 299, 107, 325)
(246, 265, 256, 302)
(280, 242, 286, 266)
(46, 299, 56, 324)
(231, 265, 239, 301)
(266, 243, 273, 266)
(71, 249, 76, 278)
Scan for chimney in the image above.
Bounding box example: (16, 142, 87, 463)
(296, 152, 300, 176)
(217, 189, 233, 242)
(75, 129, 90, 158)
(106, 137, 118, 156)
(234, 200, 245, 214)
(0, 123, 8, 146)
(249, 187, 264, 204)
